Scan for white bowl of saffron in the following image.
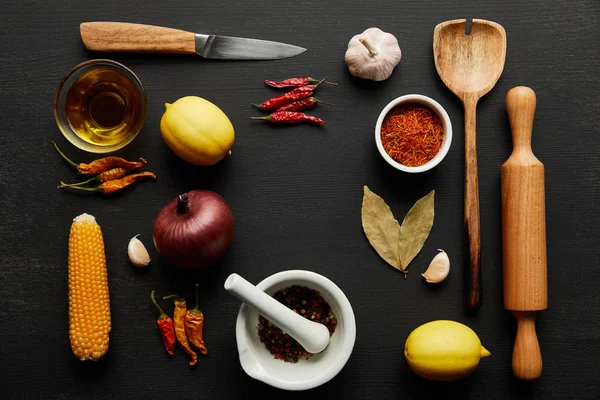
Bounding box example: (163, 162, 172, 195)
(375, 94, 452, 173)
(229, 270, 356, 391)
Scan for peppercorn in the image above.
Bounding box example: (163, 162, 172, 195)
(256, 285, 337, 363)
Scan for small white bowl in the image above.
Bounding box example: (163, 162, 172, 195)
(232, 270, 356, 391)
(375, 94, 452, 173)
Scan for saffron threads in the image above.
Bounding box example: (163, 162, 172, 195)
(380, 104, 444, 167)
(257, 286, 337, 363)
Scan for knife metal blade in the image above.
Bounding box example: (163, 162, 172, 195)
(195, 34, 306, 60)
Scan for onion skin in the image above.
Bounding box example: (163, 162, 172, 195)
(153, 190, 234, 269)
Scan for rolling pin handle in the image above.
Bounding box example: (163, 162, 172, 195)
(512, 311, 543, 380)
(506, 86, 536, 151)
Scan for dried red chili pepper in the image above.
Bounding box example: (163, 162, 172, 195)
(58, 172, 157, 194)
(184, 284, 208, 355)
(252, 78, 326, 111)
(252, 88, 312, 111)
(53, 141, 147, 175)
(60, 168, 129, 187)
(251, 111, 326, 125)
(164, 295, 198, 366)
(276, 97, 334, 112)
(264, 77, 337, 88)
(78, 156, 147, 175)
(150, 290, 176, 356)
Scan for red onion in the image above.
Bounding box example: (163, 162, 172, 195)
(152, 190, 234, 269)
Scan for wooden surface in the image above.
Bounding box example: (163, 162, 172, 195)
(1, 0, 599, 399)
(502, 86, 546, 380)
(434, 19, 507, 309)
(81, 22, 197, 54)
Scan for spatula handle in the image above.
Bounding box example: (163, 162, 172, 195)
(463, 96, 481, 310)
(80, 22, 196, 54)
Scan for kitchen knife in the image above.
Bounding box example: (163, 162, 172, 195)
(80, 22, 306, 60)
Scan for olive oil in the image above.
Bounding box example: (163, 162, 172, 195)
(65, 68, 144, 147)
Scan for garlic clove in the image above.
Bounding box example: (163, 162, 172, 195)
(128, 234, 151, 267)
(422, 250, 450, 283)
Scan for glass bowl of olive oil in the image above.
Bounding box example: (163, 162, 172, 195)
(54, 59, 147, 153)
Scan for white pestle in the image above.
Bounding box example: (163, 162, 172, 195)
(224, 273, 331, 354)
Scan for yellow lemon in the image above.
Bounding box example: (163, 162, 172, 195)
(404, 320, 491, 381)
(160, 96, 234, 166)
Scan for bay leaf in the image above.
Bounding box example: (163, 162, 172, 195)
(398, 190, 435, 274)
(361, 186, 402, 270)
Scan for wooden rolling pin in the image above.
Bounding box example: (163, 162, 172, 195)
(502, 86, 547, 380)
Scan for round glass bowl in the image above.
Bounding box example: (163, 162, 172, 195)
(54, 59, 147, 153)
(375, 94, 452, 173)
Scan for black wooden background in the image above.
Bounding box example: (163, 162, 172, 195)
(1, 0, 599, 399)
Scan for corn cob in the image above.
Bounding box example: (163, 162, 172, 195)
(68, 213, 111, 361)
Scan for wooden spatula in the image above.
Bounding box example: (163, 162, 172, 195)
(433, 19, 507, 309)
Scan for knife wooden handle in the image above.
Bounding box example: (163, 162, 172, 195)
(80, 22, 196, 54)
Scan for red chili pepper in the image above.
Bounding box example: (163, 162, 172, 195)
(252, 78, 327, 111)
(58, 172, 157, 194)
(151, 290, 176, 356)
(251, 111, 326, 125)
(185, 284, 208, 355)
(163, 295, 198, 366)
(78, 157, 147, 175)
(252, 87, 313, 111)
(264, 77, 337, 88)
(276, 97, 335, 112)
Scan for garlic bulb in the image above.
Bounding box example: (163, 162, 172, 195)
(422, 250, 450, 283)
(128, 234, 151, 267)
(345, 27, 401, 81)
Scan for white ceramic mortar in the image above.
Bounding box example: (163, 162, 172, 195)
(228, 270, 356, 391)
